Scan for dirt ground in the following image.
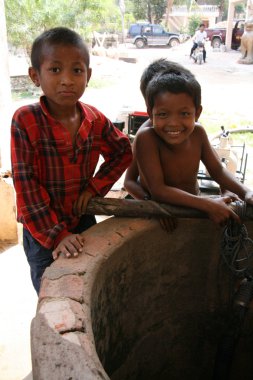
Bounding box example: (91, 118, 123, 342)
(85, 39, 253, 122)
(1, 40, 253, 380)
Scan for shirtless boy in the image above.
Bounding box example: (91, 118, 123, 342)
(124, 59, 196, 202)
(134, 71, 253, 225)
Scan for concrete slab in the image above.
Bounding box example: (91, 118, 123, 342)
(0, 243, 37, 380)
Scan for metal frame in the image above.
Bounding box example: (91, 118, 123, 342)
(198, 142, 248, 192)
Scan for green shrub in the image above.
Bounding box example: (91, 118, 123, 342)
(188, 14, 202, 36)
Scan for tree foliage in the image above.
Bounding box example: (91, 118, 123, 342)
(5, 0, 236, 54)
(188, 13, 202, 35)
(5, 0, 122, 53)
(130, 0, 167, 23)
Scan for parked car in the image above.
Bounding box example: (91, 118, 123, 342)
(205, 19, 244, 49)
(126, 23, 181, 48)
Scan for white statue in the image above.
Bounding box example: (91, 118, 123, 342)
(238, 18, 253, 64)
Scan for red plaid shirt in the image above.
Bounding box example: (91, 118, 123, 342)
(11, 96, 132, 249)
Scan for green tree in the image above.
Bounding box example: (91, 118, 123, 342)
(5, 0, 77, 53)
(130, 0, 167, 23)
(124, 0, 135, 28)
(188, 13, 202, 35)
(79, 0, 123, 34)
(5, 0, 122, 53)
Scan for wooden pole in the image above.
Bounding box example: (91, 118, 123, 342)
(0, 0, 12, 169)
(246, 0, 253, 19)
(119, 0, 125, 43)
(86, 197, 253, 220)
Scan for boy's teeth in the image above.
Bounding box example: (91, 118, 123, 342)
(166, 130, 181, 135)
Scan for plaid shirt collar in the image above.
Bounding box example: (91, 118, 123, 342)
(39, 95, 97, 122)
(39, 95, 98, 140)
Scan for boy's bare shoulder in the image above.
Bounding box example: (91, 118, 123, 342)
(193, 123, 208, 139)
(135, 118, 152, 135)
(194, 123, 206, 133)
(135, 126, 158, 145)
(136, 125, 155, 138)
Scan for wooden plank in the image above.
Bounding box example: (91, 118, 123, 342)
(86, 197, 253, 220)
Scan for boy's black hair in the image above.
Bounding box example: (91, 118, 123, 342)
(31, 27, 90, 71)
(140, 59, 195, 98)
(146, 71, 201, 111)
(199, 23, 205, 28)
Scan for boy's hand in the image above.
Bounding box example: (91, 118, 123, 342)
(245, 191, 253, 205)
(159, 216, 177, 233)
(205, 196, 240, 225)
(52, 233, 84, 260)
(221, 190, 240, 202)
(73, 190, 93, 217)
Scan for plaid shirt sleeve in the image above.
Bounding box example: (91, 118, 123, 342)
(11, 106, 71, 249)
(86, 110, 132, 197)
(11, 103, 132, 250)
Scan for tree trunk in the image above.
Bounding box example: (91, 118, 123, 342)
(246, 0, 253, 18)
(217, 0, 225, 22)
(147, 1, 152, 23)
(165, 0, 174, 28)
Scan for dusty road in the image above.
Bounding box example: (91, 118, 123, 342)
(85, 39, 253, 124)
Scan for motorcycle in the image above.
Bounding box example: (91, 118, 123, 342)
(191, 42, 205, 64)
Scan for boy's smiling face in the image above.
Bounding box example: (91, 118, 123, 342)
(29, 43, 91, 112)
(149, 91, 202, 146)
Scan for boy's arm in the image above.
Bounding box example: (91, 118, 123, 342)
(124, 160, 148, 200)
(11, 114, 71, 249)
(200, 128, 253, 203)
(135, 129, 240, 224)
(124, 138, 150, 200)
(192, 31, 197, 42)
(124, 118, 154, 199)
(86, 117, 132, 197)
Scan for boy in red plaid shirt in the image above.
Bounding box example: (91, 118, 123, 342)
(11, 27, 132, 294)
